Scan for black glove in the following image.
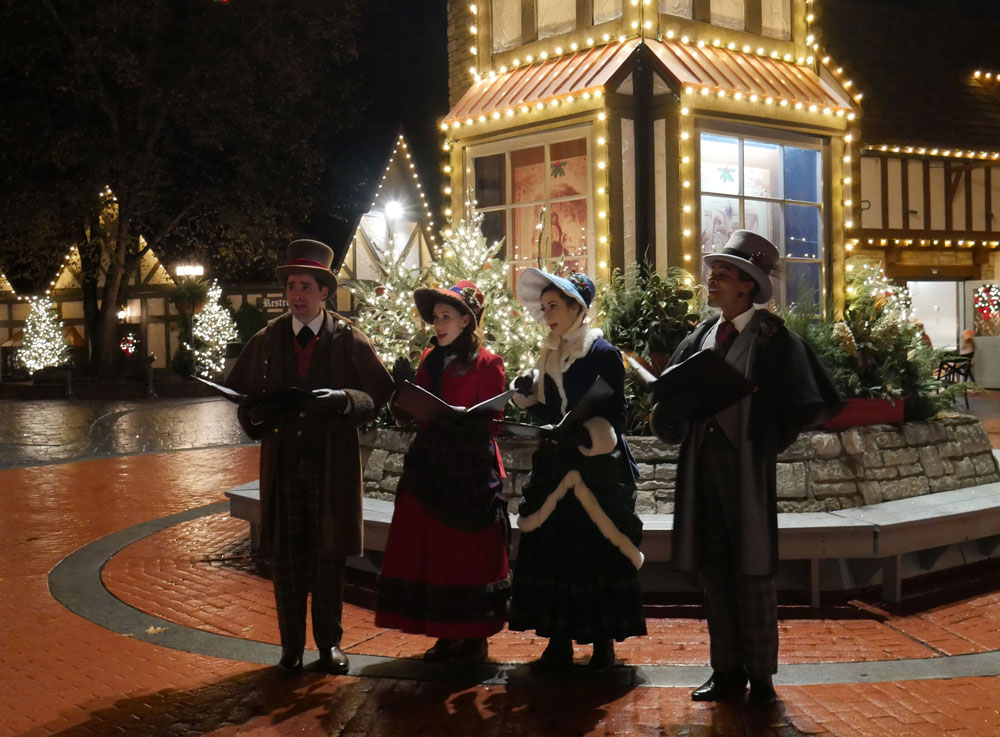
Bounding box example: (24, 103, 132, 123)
(513, 373, 534, 396)
(246, 399, 282, 426)
(392, 357, 416, 387)
(572, 424, 592, 449)
(311, 388, 349, 413)
(650, 400, 692, 444)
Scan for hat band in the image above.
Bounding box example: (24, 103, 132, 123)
(721, 246, 766, 269)
(287, 257, 338, 275)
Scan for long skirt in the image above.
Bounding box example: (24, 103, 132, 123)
(508, 441, 646, 644)
(375, 487, 511, 638)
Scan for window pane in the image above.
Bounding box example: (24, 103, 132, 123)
(480, 210, 506, 254)
(557, 257, 588, 275)
(549, 200, 588, 260)
(785, 261, 821, 307)
(784, 204, 822, 259)
(744, 140, 781, 198)
(659, 0, 693, 17)
(761, 0, 790, 39)
(512, 146, 545, 203)
(550, 138, 588, 197)
(701, 195, 740, 253)
(594, 0, 622, 24)
(711, 0, 745, 30)
(474, 154, 506, 208)
(538, 0, 575, 39)
(700, 134, 740, 195)
(492, 0, 521, 53)
(784, 146, 821, 203)
(744, 199, 782, 246)
(512, 204, 545, 261)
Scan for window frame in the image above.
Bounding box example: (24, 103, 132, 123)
(466, 124, 596, 285)
(695, 120, 829, 309)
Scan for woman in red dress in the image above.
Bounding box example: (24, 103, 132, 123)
(375, 281, 510, 662)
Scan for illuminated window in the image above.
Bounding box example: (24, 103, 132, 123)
(492, 0, 522, 53)
(593, 0, 623, 25)
(537, 0, 576, 39)
(761, 0, 791, 40)
(471, 128, 593, 289)
(699, 126, 825, 307)
(659, 0, 692, 19)
(711, 0, 745, 31)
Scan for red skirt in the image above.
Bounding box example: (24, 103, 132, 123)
(375, 487, 511, 638)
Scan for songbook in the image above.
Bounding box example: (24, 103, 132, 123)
(392, 380, 514, 425)
(500, 375, 615, 438)
(194, 375, 312, 408)
(628, 349, 755, 421)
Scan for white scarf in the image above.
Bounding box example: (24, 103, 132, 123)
(534, 310, 603, 414)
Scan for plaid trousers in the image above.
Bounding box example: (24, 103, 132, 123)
(270, 456, 345, 652)
(695, 423, 778, 678)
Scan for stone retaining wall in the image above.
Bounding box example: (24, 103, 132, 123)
(360, 415, 1000, 514)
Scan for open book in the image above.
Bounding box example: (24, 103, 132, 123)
(392, 380, 514, 425)
(194, 375, 312, 408)
(627, 349, 755, 421)
(500, 375, 615, 438)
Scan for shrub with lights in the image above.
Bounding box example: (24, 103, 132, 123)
(19, 295, 69, 374)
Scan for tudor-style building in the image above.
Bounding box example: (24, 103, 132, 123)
(818, 1, 1000, 359)
(442, 0, 857, 310)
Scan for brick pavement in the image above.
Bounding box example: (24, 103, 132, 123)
(3, 399, 1000, 735)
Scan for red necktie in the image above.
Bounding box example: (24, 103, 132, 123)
(715, 320, 737, 356)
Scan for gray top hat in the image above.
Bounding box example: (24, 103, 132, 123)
(702, 230, 779, 304)
(275, 239, 338, 290)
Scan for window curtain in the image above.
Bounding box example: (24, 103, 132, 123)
(493, 0, 522, 53)
(710, 0, 744, 30)
(594, 0, 623, 25)
(537, 0, 576, 39)
(659, 0, 693, 18)
(761, 0, 791, 40)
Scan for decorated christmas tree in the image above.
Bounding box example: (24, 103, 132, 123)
(426, 208, 546, 377)
(190, 281, 239, 378)
(19, 296, 69, 374)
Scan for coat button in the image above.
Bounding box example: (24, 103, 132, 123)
(296, 430, 302, 437)
(300, 411, 306, 418)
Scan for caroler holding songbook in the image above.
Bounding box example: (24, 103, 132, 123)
(507, 268, 646, 674)
(374, 280, 512, 665)
(649, 230, 842, 707)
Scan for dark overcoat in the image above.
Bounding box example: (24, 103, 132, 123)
(665, 310, 841, 575)
(226, 310, 393, 558)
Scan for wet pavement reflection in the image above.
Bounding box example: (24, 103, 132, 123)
(0, 398, 251, 469)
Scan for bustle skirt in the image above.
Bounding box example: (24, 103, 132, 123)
(375, 427, 511, 638)
(508, 439, 646, 644)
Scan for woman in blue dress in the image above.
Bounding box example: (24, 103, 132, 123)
(508, 268, 646, 672)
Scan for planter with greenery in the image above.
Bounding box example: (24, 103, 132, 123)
(170, 277, 210, 316)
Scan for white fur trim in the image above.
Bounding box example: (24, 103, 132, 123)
(578, 416, 617, 456)
(517, 469, 645, 569)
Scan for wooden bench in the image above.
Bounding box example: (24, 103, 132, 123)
(224, 480, 1000, 607)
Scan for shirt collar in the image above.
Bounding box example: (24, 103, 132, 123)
(726, 305, 758, 333)
(292, 311, 325, 335)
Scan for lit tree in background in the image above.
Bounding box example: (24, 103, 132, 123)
(20, 296, 69, 374)
(427, 209, 546, 377)
(190, 281, 238, 378)
(353, 210, 546, 377)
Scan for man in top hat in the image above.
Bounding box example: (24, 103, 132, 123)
(226, 239, 393, 675)
(650, 230, 840, 706)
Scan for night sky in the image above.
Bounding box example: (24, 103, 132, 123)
(328, 0, 450, 245)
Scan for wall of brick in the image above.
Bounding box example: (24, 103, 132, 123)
(446, 0, 474, 108)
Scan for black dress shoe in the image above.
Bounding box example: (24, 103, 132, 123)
(453, 638, 488, 663)
(423, 638, 459, 662)
(529, 638, 573, 674)
(276, 648, 303, 675)
(691, 670, 748, 701)
(588, 640, 616, 672)
(316, 646, 350, 675)
(748, 676, 777, 706)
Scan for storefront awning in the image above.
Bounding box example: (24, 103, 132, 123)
(444, 38, 853, 125)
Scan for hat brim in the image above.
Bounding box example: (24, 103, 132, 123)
(275, 264, 337, 291)
(515, 268, 588, 323)
(702, 254, 773, 304)
(413, 287, 477, 324)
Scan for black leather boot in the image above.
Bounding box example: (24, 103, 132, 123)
(748, 676, 777, 706)
(423, 638, 459, 662)
(691, 669, 748, 701)
(316, 645, 350, 675)
(530, 638, 573, 674)
(588, 640, 615, 671)
(276, 647, 304, 675)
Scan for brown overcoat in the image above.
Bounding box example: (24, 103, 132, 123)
(226, 310, 393, 558)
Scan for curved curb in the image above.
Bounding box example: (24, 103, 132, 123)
(49, 504, 1000, 688)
